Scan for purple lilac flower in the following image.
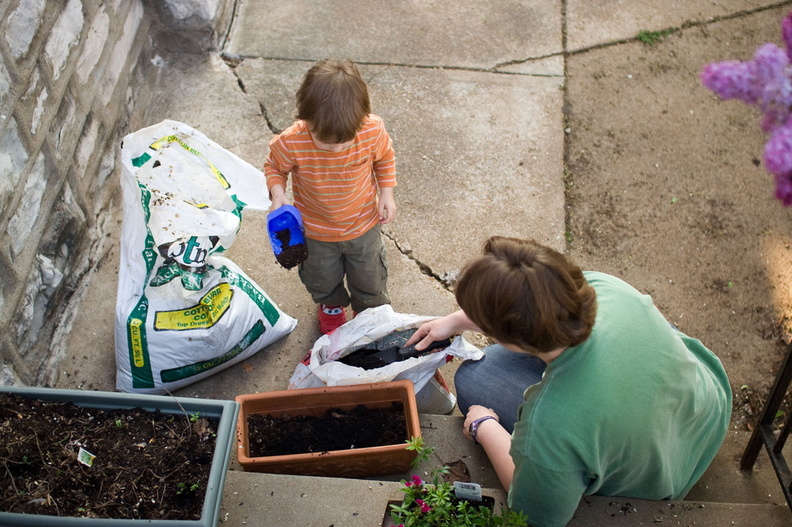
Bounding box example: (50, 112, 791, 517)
(765, 119, 792, 205)
(775, 173, 792, 205)
(701, 60, 760, 105)
(702, 9, 792, 206)
(783, 11, 792, 60)
(764, 119, 792, 176)
(753, 43, 792, 131)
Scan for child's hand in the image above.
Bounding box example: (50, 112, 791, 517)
(378, 188, 396, 224)
(268, 185, 291, 212)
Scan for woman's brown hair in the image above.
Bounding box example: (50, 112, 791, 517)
(296, 59, 371, 144)
(455, 236, 597, 354)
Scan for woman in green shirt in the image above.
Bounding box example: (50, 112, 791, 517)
(406, 236, 731, 527)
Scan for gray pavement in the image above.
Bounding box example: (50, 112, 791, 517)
(53, 1, 792, 525)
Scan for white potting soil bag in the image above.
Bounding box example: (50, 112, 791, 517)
(288, 305, 484, 395)
(115, 120, 297, 394)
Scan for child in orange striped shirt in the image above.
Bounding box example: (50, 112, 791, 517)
(265, 59, 397, 334)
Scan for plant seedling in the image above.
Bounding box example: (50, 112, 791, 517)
(637, 28, 675, 45)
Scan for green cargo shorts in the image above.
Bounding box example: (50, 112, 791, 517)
(298, 224, 390, 313)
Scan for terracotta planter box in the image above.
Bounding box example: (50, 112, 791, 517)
(235, 380, 420, 477)
(0, 386, 238, 527)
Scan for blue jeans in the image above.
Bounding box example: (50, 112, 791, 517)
(454, 344, 547, 433)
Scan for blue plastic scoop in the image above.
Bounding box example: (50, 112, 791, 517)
(267, 205, 308, 269)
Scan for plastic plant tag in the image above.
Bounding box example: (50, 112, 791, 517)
(453, 481, 483, 502)
(77, 447, 96, 467)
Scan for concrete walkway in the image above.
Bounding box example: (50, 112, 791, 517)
(54, 1, 792, 525)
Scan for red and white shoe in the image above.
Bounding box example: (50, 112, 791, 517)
(318, 304, 347, 334)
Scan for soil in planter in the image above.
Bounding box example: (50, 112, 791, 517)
(247, 402, 406, 458)
(0, 393, 219, 520)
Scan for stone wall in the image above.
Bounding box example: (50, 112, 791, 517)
(0, 0, 233, 386)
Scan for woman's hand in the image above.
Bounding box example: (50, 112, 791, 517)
(463, 405, 500, 442)
(405, 311, 478, 351)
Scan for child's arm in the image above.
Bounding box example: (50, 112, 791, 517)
(378, 187, 396, 224)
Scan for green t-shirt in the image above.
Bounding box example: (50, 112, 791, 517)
(508, 272, 731, 527)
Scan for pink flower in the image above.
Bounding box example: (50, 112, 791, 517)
(406, 475, 422, 487)
(415, 499, 431, 513)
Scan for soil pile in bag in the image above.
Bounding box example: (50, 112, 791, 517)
(339, 328, 451, 370)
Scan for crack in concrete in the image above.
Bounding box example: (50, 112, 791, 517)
(257, 102, 282, 135)
(235, 75, 247, 94)
(221, 56, 282, 135)
(220, 52, 562, 77)
(382, 230, 456, 292)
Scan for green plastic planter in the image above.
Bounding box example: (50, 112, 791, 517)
(0, 386, 238, 527)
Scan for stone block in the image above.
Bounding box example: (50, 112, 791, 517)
(50, 93, 79, 160)
(0, 60, 10, 109)
(74, 115, 101, 180)
(99, 0, 143, 107)
(44, 0, 83, 82)
(14, 181, 86, 357)
(8, 153, 47, 259)
(0, 119, 28, 215)
(5, 0, 46, 60)
(149, 0, 234, 52)
(76, 5, 110, 87)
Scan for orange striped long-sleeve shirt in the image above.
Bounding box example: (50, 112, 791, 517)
(264, 114, 397, 242)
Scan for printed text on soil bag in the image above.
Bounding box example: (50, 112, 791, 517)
(154, 283, 234, 330)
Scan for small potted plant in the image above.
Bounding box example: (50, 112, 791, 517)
(384, 438, 529, 527)
(0, 386, 238, 527)
(235, 380, 420, 477)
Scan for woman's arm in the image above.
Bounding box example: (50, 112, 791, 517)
(463, 405, 515, 490)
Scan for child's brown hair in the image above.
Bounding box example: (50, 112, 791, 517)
(455, 236, 597, 354)
(296, 59, 371, 144)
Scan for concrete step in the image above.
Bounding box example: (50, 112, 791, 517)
(217, 415, 792, 526)
(218, 471, 792, 527)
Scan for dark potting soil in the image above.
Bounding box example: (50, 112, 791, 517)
(339, 328, 452, 370)
(247, 402, 406, 458)
(0, 393, 218, 520)
(274, 228, 308, 269)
